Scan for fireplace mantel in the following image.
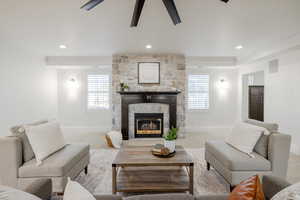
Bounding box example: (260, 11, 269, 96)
(118, 91, 181, 95)
(118, 91, 180, 140)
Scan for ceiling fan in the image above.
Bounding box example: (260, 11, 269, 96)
(81, 0, 230, 27)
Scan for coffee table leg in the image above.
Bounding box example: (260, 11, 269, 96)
(112, 164, 117, 194)
(189, 164, 194, 195)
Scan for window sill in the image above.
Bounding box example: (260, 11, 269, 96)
(187, 109, 210, 113)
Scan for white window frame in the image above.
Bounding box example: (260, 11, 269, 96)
(87, 74, 110, 110)
(187, 74, 210, 110)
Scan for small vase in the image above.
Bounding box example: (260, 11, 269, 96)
(164, 140, 176, 153)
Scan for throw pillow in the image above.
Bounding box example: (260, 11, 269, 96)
(0, 185, 41, 200)
(105, 131, 123, 149)
(226, 122, 265, 156)
(244, 119, 278, 158)
(271, 182, 300, 200)
(64, 178, 96, 200)
(253, 134, 271, 159)
(229, 175, 265, 200)
(25, 121, 66, 165)
(10, 120, 48, 162)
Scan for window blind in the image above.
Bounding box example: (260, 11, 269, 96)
(87, 74, 110, 109)
(188, 74, 210, 110)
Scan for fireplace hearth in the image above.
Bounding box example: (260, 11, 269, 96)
(135, 113, 164, 138)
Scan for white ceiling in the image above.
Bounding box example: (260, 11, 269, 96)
(1, 0, 300, 61)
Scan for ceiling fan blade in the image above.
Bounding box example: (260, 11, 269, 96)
(81, 0, 104, 11)
(162, 0, 182, 25)
(131, 0, 146, 27)
(220, 0, 230, 3)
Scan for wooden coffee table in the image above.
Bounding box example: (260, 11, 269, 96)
(112, 145, 194, 194)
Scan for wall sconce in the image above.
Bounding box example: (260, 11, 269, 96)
(66, 77, 79, 90)
(66, 76, 79, 99)
(218, 78, 229, 90)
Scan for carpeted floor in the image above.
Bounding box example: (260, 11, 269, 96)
(52, 148, 229, 199)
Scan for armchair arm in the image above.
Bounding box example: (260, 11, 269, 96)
(268, 134, 291, 178)
(262, 175, 291, 200)
(94, 195, 122, 200)
(195, 195, 229, 200)
(21, 179, 52, 200)
(0, 136, 22, 187)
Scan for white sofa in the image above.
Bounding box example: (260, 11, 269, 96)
(205, 119, 291, 190)
(0, 121, 90, 193)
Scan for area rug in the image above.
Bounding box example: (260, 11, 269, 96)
(53, 148, 228, 199)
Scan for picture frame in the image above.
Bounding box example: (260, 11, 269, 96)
(138, 62, 160, 84)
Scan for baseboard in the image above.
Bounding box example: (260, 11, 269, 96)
(61, 126, 111, 134)
(185, 126, 233, 134)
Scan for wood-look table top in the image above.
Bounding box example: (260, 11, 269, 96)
(112, 145, 193, 167)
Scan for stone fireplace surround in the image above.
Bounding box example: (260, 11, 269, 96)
(118, 91, 180, 140)
(112, 54, 186, 139)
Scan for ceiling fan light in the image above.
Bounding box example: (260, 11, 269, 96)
(235, 45, 243, 50)
(59, 45, 67, 49)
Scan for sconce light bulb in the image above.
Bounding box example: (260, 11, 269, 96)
(67, 77, 79, 89)
(218, 78, 229, 89)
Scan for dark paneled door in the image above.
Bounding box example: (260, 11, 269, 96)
(249, 86, 264, 122)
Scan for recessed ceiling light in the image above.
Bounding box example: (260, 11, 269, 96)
(59, 45, 67, 49)
(235, 45, 243, 50)
(146, 44, 152, 49)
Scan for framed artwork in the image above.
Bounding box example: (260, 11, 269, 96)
(138, 62, 160, 84)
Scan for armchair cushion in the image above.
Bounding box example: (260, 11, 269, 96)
(10, 120, 48, 162)
(24, 121, 66, 165)
(245, 119, 279, 158)
(206, 141, 271, 171)
(226, 122, 265, 156)
(244, 119, 278, 133)
(19, 144, 89, 177)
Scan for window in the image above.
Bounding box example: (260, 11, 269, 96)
(188, 74, 210, 110)
(87, 74, 110, 109)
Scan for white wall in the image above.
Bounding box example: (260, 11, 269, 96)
(0, 48, 57, 136)
(57, 67, 112, 133)
(238, 48, 300, 154)
(186, 66, 239, 133)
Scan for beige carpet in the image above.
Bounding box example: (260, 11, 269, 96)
(72, 148, 228, 196)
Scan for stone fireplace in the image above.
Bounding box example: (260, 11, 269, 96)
(112, 54, 186, 140)
(118, 91, 180, 140)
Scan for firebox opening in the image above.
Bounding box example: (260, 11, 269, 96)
(134, 113, 164, 138)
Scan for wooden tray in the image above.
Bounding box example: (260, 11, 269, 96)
(152, 150, 176, 158)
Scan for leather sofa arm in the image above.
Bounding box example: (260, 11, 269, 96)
(262, 175, 291, 200)
(20, 179, 52, 200)
(195, 194, 229, 200)
(94, 195, 123, 200)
